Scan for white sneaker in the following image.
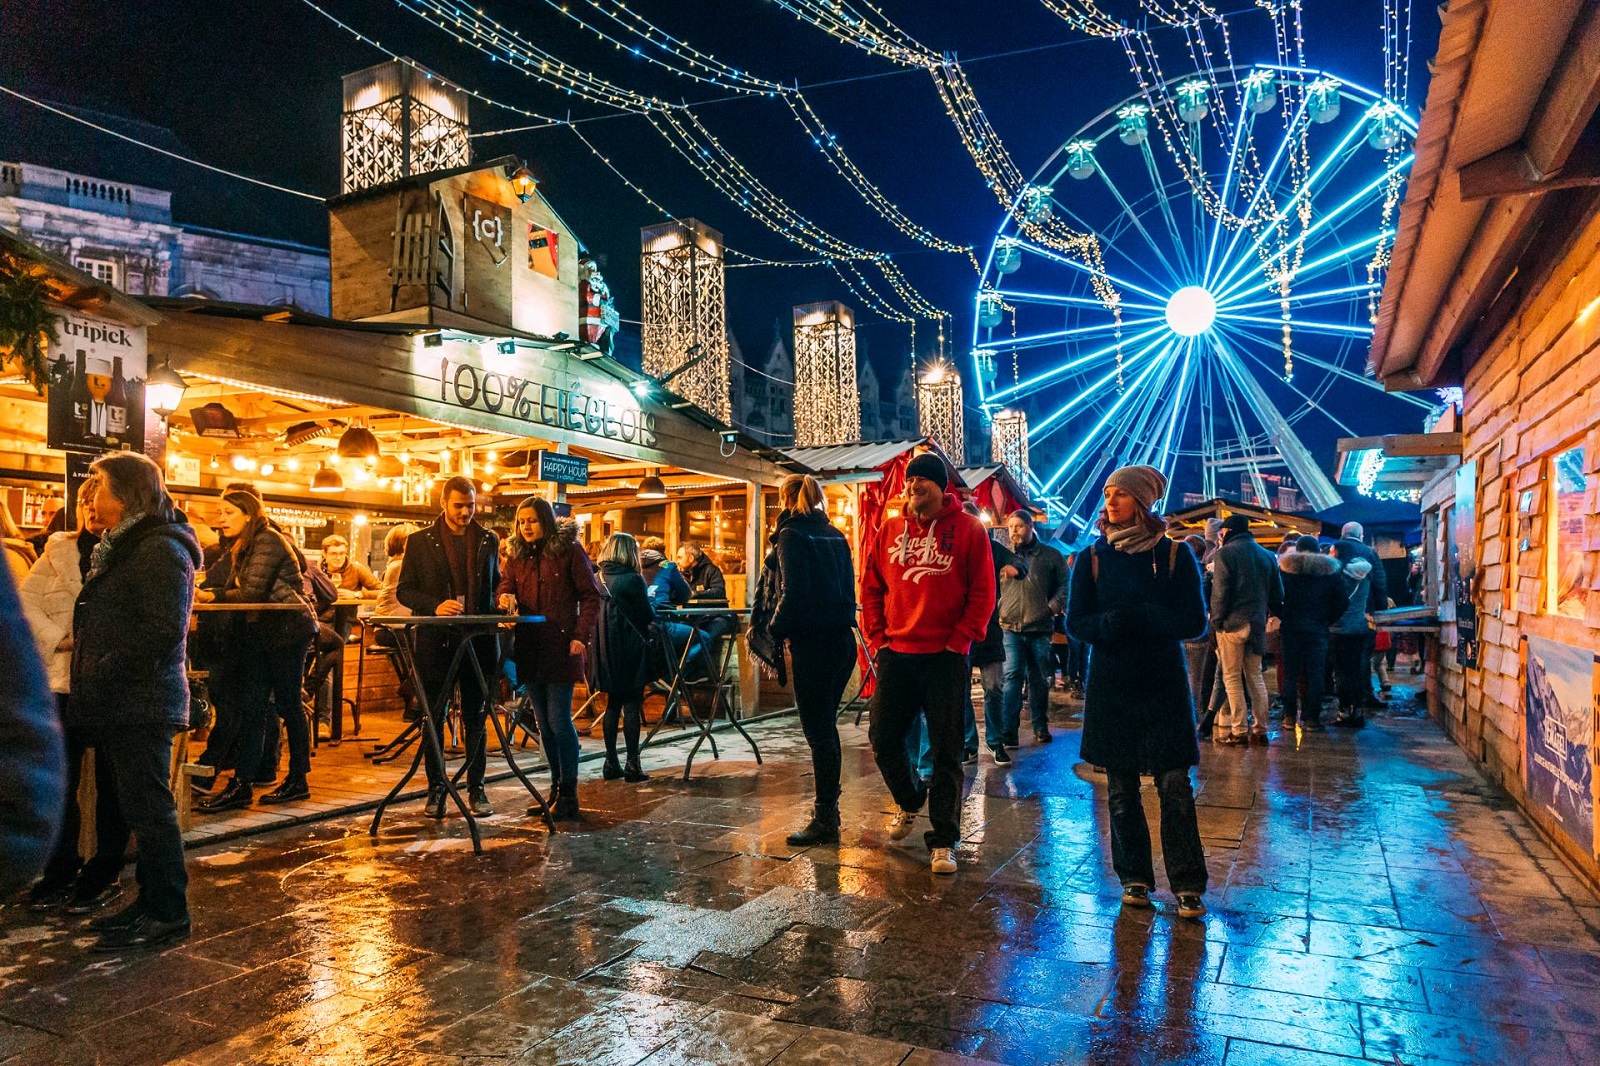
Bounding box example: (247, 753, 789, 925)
(886, 808, 916, 840)
(930, 848, 957, 875)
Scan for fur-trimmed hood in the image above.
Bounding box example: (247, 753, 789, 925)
(1280, 551, 1340, 577)
(507, 516, 581, 559)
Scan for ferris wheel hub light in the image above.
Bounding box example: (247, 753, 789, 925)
(1165, 286, 1217, 337)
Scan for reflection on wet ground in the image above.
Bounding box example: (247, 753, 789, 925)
(4, 683, 1599, 1065)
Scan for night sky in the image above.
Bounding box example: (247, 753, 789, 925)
(1, 0, 1439, 469)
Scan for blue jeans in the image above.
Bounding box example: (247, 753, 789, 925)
(526, 682, 580, 787)
(1002, 630, 1055, 735)
(974, 661, 1005, 749)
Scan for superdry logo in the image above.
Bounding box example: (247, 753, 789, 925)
(891, 526, 954, 585)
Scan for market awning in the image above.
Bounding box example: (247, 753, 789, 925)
(1334, 433, 1463, 503)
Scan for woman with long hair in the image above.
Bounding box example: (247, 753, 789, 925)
(593, 532, 654, 783)
(19, 475, 129, 913)
(497, 496, 602, 821)
(1067, 465, 1209, 919)
(749, 473, 857, 846)
(195, 488, 318, 811)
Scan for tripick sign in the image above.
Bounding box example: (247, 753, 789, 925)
(46, 309, 148, 455)
(435, 355, 658, 449)
(535, 450, 589, 486)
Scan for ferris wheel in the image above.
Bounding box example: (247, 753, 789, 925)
(972, 64, 1437, 533)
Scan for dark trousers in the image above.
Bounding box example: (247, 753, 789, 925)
(41, 708, 129, 892)
(1362, 632, 1379, 702)
(97, 723, 187, 922)
(788, 629, 857, 813)
(603, 686, 644, 766)
(1332, 634, 1367, 714)
(1280, 631, 1330, 724)
(415, 634, 494, 791)
(231, 635, 313, 779)
(1106, 768, 1207, 895)
(868, 649, 967, 850)
(306, 623, 345, 705)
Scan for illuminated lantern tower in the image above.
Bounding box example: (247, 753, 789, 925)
(640, 219, 730, 422)
(341, 59, 470, 195)
(917, 361, 965, 462)
(792, 301, 860, 447)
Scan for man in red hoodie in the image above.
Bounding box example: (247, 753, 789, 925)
(862, 453, 996, 875)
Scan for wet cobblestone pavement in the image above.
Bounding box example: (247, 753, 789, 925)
(5, 685, 1600, 1065)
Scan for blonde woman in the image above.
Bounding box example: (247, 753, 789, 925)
(750, 474, 857, 846)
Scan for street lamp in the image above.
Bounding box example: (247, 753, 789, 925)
(146, 356, 188, 419)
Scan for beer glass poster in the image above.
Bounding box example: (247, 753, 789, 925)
(45, 309, 147, 454)
(1521, 635, 1595, 855)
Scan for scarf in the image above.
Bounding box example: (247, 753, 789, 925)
(87, 511, 146, 582)
(1104, 518, 1165, 555)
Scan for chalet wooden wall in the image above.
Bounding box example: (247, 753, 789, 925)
(1428, 200, 1600, 882)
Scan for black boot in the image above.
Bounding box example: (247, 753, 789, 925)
(531, 782, 559, 820)
(197, 777, 252, 813)
(260, 773, 309, 805)
(555, 783, 580, 821)
(623, 755, 649, 783)
(602, 757, 624, 780)
(786, 802, 841, 847)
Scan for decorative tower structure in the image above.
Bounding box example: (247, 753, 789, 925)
(640, 219, 730, 422)
(917, 361, 964, 462)
(341, 59, 470, 195)
(991, 409, 1029, 485)
(792, 301, 860, 447)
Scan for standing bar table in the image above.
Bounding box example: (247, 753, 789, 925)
(366, 613, 547, 854)
(643, 607, 762, 780)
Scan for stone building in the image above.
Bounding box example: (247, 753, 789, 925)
(1, 96, 330, 310)
(731, 322, 796, 447)
(1370, 1, 1600, 882)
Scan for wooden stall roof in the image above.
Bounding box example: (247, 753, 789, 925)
(141, 296, 796, 484)
(1334, 432, 1463, 494)
(782, 439, 967, 487)
(1165, 498, 1327, 538)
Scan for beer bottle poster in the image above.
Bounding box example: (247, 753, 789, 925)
(46, 309, 147, 454)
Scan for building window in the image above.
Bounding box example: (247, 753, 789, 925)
(74, 256, 119, 288)
(1548, 444, 1589, 619)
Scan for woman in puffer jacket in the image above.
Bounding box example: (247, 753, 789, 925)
(1329, 552, 1374, 728)
(18, 476, 130, 912)
(195, 489, 319, 811)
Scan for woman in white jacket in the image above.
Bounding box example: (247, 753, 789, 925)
(18, 477, 129, 913)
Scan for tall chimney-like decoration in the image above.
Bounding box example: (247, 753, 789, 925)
(640, 219, 730, 422)
(793, 301, 860, 448)
(341, 58, 470, 194)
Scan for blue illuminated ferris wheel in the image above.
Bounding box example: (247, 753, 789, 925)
(972, 65, 1437, 532)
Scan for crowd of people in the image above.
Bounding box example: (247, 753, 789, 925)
(5, 447, 1413, 953)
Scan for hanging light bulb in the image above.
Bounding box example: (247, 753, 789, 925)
(310, 464, 344, 493)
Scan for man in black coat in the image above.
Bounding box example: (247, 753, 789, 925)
(397, 477, 501, 817)
(70, 453, 198, 951)
(1210, 514, 1283, 744)
(1278, 536, 1346, 728)
(1332, 522, 1388, 706)
(0, 560, 64, 899)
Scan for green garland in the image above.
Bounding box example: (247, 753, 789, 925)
(0, 252, 59, 395)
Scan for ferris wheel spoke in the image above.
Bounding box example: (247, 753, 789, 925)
(1216, 281, 1376, 314)
(1219, 313, 1371, 338)
(1014, 239, 1171, 305)
(1211, 149, 1412, 299)
(1214, 325, 1362, 436)
(1209, 113, 1370, 295)
(996, 289, 1166, 315)
(976, 314, 1165, 353)
(1217, 232, 1384, 304)
(1217, 322, 1435, 409)
(1093, 162, 1187, 288)
(1208, 334, 1344, 510)
(1055, 349, 1184, 522)
(1036, 344, 1180, 490)
(985, 322, 1171, 405)
(1140, 141, 1191, 275)
(1150, 343, 1199, 485)
(1026, 333, 1176, 446)
(1201, 95, 1314, 290)
(1209, 352, 1276, 508)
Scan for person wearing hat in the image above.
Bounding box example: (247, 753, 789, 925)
(1067, 464, 1209, 919)
(861, 452, 996, 876)
(1210, 513, 1284, 745)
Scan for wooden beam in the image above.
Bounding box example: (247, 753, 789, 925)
(1459, 132, 1600, 201)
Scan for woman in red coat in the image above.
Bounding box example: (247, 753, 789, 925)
(496, 496, 602, 820)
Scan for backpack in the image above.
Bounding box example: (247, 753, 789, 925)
(304, 561, 338, 610)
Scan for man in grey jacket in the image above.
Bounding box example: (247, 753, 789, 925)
(1000, 510, 1070, 744)
(1332, 521, 1388, 707)
(1210, 515, 1283, 744)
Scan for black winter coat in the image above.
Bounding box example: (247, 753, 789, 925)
(595, 561, 653, 693)
(972, 538, 1026, 668)
(683, 553, 728, 602)
(398, 517, 500, 617)
(1278, 551, 1346, 635)
(1068, 537, 1206, 773)
(69, 505, 200, 733)
(214, 522, 317, 648)
(769, 510, 855, 638)
(0, 561, 64, 896)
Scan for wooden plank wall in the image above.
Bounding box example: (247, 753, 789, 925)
(1430, 201, 1600, 883)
